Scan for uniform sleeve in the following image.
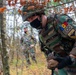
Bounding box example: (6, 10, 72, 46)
(33, 38, 37, 44)
(70, 41, 76, 56)
(58, 28, 76, 56)
(20, 37, 23, 45)
(69, 29, 76, 56)
(31, 35, 37, 44)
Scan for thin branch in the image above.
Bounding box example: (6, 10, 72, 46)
(47, 0, 76, 8)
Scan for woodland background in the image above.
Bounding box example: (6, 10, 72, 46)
(0, 0, 76, 75)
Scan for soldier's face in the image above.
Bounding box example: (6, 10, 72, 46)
(24, 28, 28, 33)
(27, 16, 42, 29)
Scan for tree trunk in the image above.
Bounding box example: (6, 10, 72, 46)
(0, 0, 10, 75)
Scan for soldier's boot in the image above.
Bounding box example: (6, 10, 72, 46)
(26, 60, 31, 68)
(27, 59, 31, 65)
(32, 56, 37, 63)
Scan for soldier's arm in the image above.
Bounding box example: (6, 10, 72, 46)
(52, 42, 76, 69)
(70, 41, 76, 56)
(33, 38, 37, 44)
(20, 37, 23, 45)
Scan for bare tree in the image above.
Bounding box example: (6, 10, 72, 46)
(0, 0, 10, 75)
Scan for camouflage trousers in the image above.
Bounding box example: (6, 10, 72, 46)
(22, 45, 37, 65)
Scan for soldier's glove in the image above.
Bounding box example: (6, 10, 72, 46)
(47, 53, 59, 69)
(47, 53, 63, 62)
(30, 44, 34, 48)
(55, 56, 73, 69)
(47, 53, 74, 69)
(47, 59, 59, 69)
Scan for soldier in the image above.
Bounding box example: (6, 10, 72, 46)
(20, 26, 37, 67)
(21, 2, 76, 75)
(30, 35, 37, 63)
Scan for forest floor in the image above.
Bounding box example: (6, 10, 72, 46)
(9, 44, 51, 75)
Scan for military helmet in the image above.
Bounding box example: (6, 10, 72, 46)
(21, 2, 46, 21)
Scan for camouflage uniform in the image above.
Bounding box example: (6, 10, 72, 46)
(39, 14, 76, 75)
(21, 32, 37, 66)
(21, 2, 76, 75)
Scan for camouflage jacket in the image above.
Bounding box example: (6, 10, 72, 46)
(39, 14, 76, 57)
(20, 33, 36, 47)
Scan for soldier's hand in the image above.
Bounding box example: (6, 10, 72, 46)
(21, 46, 25, 50)
(30, 44, 34, 48)
(47, 59, 59, 69)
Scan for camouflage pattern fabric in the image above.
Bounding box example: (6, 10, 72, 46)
(21, 33, 37, 66)
(22, 2, 45, 21)
(39, 14, 76, 74)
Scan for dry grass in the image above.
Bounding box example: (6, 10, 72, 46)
(9, 44, 51, 75)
